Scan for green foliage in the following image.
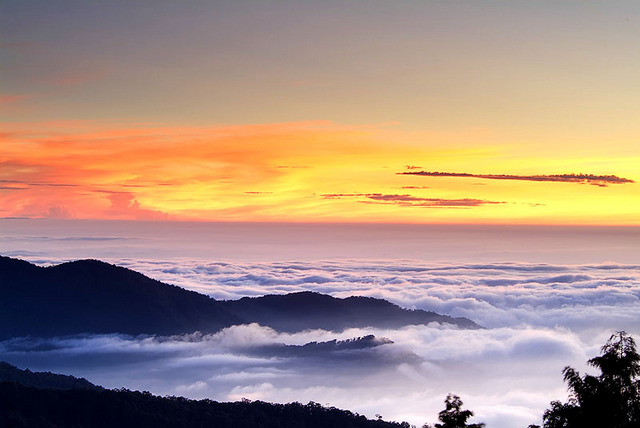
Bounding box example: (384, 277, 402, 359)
(541, 331, 640, 428)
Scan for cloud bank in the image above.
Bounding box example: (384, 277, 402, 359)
(110, 259, 640, 334)
(2, 223, 639, 427)
(0, 324, 594, 428)
(2, 255, 639, 428)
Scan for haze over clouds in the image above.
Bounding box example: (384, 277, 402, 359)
(3, 220, 639, 264)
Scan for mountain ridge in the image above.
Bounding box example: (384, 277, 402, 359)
(0, 361, 411, 428)
(0, 255, 480, 339)
(0, 361, 101, 391)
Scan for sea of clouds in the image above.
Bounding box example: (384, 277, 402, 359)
(1, 221, 639, 427)
(118, 259, 640, 333)
(2, 257, 639, 427)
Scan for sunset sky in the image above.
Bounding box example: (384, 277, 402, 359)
(2, 1, 639, 224)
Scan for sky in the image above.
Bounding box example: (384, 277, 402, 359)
(1, 0, 639, 224)
(2, 3, 640, 426)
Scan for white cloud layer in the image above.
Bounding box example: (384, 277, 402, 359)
(118, 259, 640, 336)
(1, 325, 592, 428)
(2, 257, 639, 427)
(1, 221, 639, 427)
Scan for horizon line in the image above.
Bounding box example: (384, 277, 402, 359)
(2, 217, 639, 228)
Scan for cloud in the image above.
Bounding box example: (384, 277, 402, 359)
(47, 205, 74, 219)
(2, 225, 639, 427)
(102, 191, 169, 220)
(0, 120, 426, 221)
(321, 193, 504, 208)
(2, 253, 640, 428)
(0, 179, 79, 188)
(176, 380, 208, 393)
(398, 171, 635, 187)
(101, 258, 640, 336)
(2, 120, 636, 222)
(0, 325, 605, 428)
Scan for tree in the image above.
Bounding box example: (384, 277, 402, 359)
(423, 394, 484, 428)
(541, 331, 640, 428)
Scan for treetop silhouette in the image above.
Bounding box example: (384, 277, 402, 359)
(423, 394, 485, 428)
(540, 331, 640, 428)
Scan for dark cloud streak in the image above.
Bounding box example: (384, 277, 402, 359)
(398, 171, 635, 187)
(0, 179, 78, 188)
(322, 193, 504, 207)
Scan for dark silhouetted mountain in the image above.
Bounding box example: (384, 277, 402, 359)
(0, 361, 100, 391)
(226, 291, 479, 331)
(250, 334, 396, 359)
(0, 362, 411, 428)
(0, 255, 479, 339)
(0, 255, 243, 339)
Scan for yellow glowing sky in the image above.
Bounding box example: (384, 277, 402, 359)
(1, 2, 639, 224)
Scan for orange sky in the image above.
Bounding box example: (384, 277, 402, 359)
(1, 120, 638, 224)
(1, 2, 639, 224)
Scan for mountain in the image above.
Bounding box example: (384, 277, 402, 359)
(0, 255, 242, 339)
(226, 291, 479, 331)
(0, 361, 100, 391)
(0, 255, 480, 339)
(249, 334, 397, 359)
(0, 362, 410, 428)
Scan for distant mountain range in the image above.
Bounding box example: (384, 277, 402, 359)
(0, 255, 479, 339)
(0, 361, 100, 391)
(0, 361, 411, 428)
